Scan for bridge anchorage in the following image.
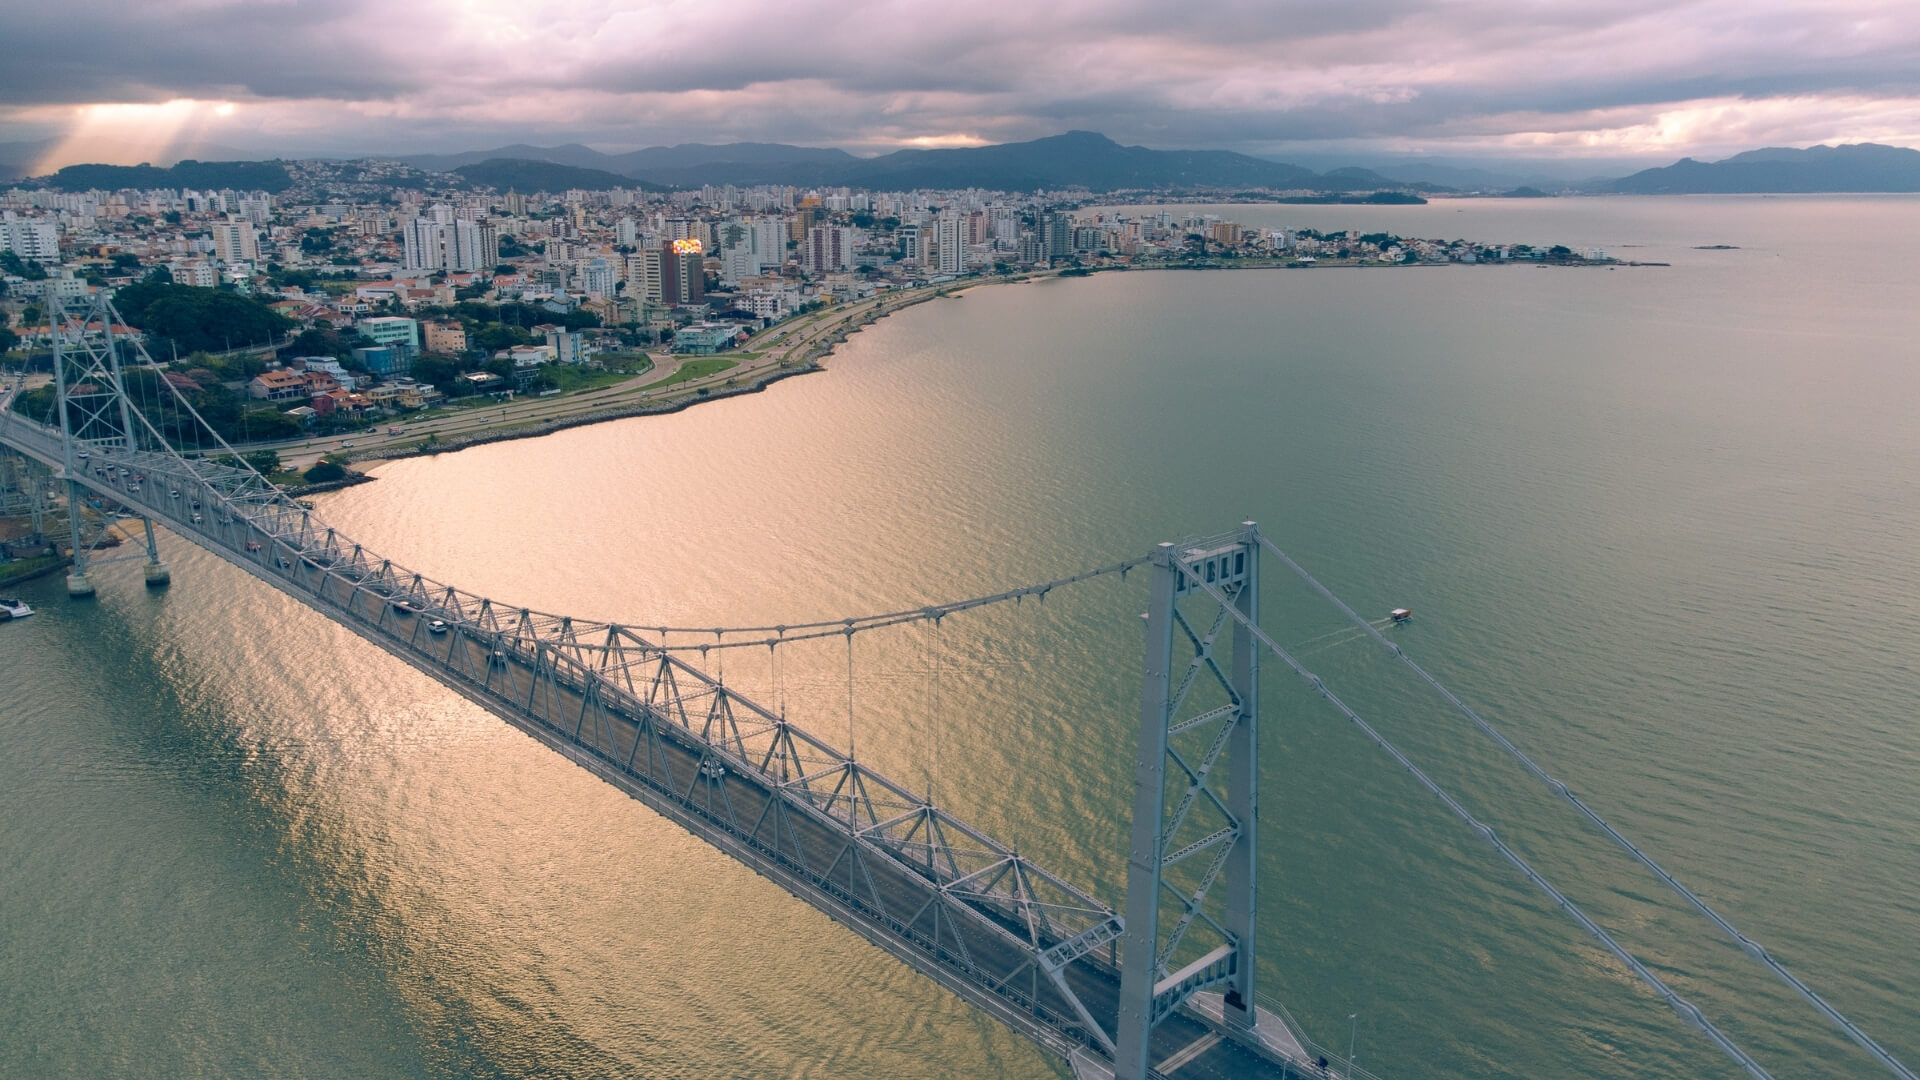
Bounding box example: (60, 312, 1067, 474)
(7, 290, 1915, 1080)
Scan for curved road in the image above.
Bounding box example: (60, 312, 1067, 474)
(270, 277, 1032, 470)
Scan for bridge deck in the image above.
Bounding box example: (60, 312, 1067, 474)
(1, 410, 1308, 1080)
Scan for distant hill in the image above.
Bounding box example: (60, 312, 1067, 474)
(399, 140, 854, 182)
(605, 141, 857, 174)
(1607, 143, 1920, 193)
(386, 131, 1428, 193)
(822, 132, 1325, 192)
(452, 158, 668, 192)
(43, 159, 293, 193)
(403, 143, 614, 173)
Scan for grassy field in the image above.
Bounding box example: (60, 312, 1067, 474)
(641, 358, 736, 390)
(544, 366, 635, 393)
(594, 352, 659, 374)
(0, 553, 66, 587)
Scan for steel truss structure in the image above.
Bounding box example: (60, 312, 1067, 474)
(1, 292, 1306, 1079)
(1115, 529, 1264, 1078)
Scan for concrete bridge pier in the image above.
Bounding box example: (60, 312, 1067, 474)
(64, 479, 94, 599)
(140, 517, 170, 588)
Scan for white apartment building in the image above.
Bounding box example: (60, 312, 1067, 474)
(751, 218, 786, 266)
(624, 248, 662, 303)
(935, 216, 969, 275)
(581, 257, 616, 298)
(403, 205, 500, 272)
(1, 212, 61, 262)
(209, 218, 259, 264)
(168, 259, 217, 287)
(721, 242, 761, 285)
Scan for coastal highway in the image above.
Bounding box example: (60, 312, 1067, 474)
(269, 276, 1028, 470)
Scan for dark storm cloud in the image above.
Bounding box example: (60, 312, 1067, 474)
(5, 0, 1920, 158)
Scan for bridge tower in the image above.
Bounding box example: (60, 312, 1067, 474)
(46, 291, 170, 594)
(1114, 523, 1269, 1079)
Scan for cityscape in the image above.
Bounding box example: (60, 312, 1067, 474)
(3, 5, 1918, 1080)
(1, 158, 1631, 483)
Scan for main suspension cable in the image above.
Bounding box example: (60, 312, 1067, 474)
(1256, 534, 1917, 1080)
(1174, 559, 1778, 1080)
(644, 556, 1149, 653)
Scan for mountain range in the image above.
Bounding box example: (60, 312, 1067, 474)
(1603, 143, 1920, 193)
(403, 132, 1437, 194)
(403, 135, 1920, 194)
(11, 131, 1920, 196)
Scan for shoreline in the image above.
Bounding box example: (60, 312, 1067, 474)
(346, 274, 997, 469)
(336, 257, 1630, 471)
(366, 361, 824, 462)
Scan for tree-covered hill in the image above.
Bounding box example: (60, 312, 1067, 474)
(44, 159, 293, 193)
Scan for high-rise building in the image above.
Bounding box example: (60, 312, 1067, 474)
(935, 216, 968, 275)
(616, 218, 638, 246)
(805, 225, 851, 274)
(625, 248, 663, 303)
(0, 212, 60, 262)
(898, 224, 922, 264)
(209, 218, 259, 264)
(750, 218, 785, 266)
(404, 207, 500, 272)
(660, 239, 705, 306)
(721, 243, 761, 285)
(582, 257, 616, 298)
(1042, 212, 1073, 259)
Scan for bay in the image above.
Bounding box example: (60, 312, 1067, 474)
(4, 196, 1917, 1079)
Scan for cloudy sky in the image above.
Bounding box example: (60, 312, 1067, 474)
(4, 0, 1919, 172)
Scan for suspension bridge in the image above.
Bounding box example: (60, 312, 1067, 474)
(2, 292, 1912, 1080)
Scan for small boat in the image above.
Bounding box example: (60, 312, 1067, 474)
(1, 597, 33, 620)
(1390, 608, 1413, 623)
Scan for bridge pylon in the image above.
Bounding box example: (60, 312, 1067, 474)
(1115, 522, 1277, 1079)
(43, 289, 169, 595)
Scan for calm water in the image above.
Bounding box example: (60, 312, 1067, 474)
(5, 197, 1918, 1079)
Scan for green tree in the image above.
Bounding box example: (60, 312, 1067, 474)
(243, 449, 282, 475)
(1, 250, 48, 281)
(286, 326, 371, 363)
(236, 409, 303, 442)
(302, 460, 347, 483)
(469, 324, 531, 353)
(410, 353, 466, 392)
(111, 281, 293, 354)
